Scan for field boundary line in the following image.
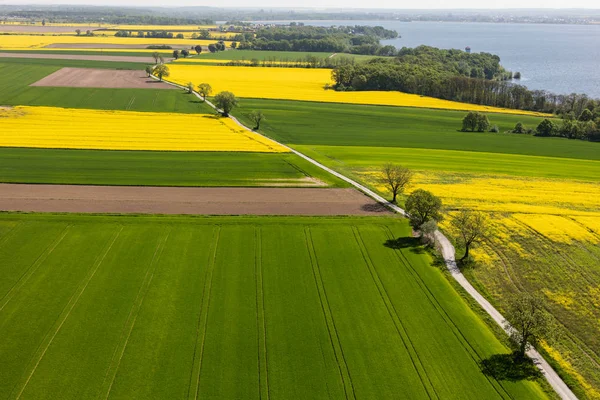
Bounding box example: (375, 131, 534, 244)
(188, 227, 221, 400)
(12, 226, 123, 400)
(255, 228, 270, 400)
(99, 228, 171, 400)
(0, 224, 71, 312)
(304, 227, 356, 400)
(152, 76, 577, 400)
(351, 226, 437, 400)
(382, 226, 512, 399)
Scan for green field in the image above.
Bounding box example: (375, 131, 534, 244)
(235, 99, 598, 161)
(0, 148, 345, 187)
(0, 61, 212, 113)
(231, 98, 600, 398)
(0, 214, 548, 399)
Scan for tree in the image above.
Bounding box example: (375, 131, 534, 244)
(579, 109, 593, 122)
(154, 64, 170, 81)
(419, 220, 438, 246)
(197, 83, 212, 101)
(151, 51, 160, 64)
(42, 19, 46, 26)
(512, 122, 526, 134)
(181, 49, 189, 58)
(199, 29, 210, 39)
(451, 210, 489, 262)
(462, 111, 479, 132)
(172, 50, 180, 60)
(208, 44, 217, 53)
(187, 82, 194, 94)
(86, 30, 93, 36)
(513, 71, 522, 79)
(405, 189, 443, 229)
(248, 110, 265, 130)
(380, 164, 413, 204)
(213, 91, 238, 116)
(75, 29, 81, 36)
(176, 33, 184, 39)
(475, 113, 490, 132)
(158, 55, 165, 64)
(505, 293, 554, 359)
(535, 119, 557, 137)
(144, 65, 153, 77)
(194, 45, 202, 54)
(230, 41, 238, 49)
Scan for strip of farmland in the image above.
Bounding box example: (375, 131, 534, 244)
(0, 215, 548, 399)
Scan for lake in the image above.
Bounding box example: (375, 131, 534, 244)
(254, 20, 600, 98)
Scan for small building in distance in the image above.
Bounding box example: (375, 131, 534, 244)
(465, 46, 471, 53)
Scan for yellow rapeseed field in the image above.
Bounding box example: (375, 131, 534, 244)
(166, 64, 549, 116)
(0, 106, 287, 152)
(0, 35, 225, 50)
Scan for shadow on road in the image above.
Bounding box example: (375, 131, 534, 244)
(480, 353, 542, 382)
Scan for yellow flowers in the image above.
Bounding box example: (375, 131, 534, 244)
(0, 106, 287, 153)
(0, 35, 222, 50)
(166, 64, 549, 116)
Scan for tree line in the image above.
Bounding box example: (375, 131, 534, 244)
(332, 45, 599, 115)
(461, 110, 600, 142)
(236, 24, 399, 56)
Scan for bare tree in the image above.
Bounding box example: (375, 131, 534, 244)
(248, 110, 265, 130)
(380, 164, 413, 203)
(451, 210, 489, 262)
(144, 65, 153, 77)
(151, 51, 160, 64)
(505, 293, 554, 359)
(187, 82, 194, 94)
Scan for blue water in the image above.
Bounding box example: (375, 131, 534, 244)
(257, 20, 600, 98)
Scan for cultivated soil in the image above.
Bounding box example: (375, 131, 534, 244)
(30, 67, 175, 89)
(0, 52, 152, 63)
(0, 184, 391, 216)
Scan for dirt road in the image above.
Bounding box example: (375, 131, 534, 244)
(0, 184, 390, 216)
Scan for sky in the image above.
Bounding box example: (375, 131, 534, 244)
(2, 0, 600, 8)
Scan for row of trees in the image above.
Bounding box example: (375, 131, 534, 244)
(114, 30, 184, 39)
(461, 111, 600, 141)
(235, 24, 399, 56)
(331, 46, 599, 115)
(381, 163, 553, 361)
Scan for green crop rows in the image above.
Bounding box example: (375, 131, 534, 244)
(0, 215, 547, 399)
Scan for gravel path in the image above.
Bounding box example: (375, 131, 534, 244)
(158, 76, 577, 400)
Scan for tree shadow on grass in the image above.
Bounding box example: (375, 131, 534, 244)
(384, 237, 425, 254)
(480, 353, 542, 382)
(360, 203, 389, 213)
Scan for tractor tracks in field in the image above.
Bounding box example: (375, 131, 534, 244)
(0, 224, 72, 313)
(254, 228, 270, 400)
(99, 228, 171, 400)
(188, 227, 221, 400)
(154, 75, 577, 400)
(11, 227, 123, 399)
(304, 227, 356, 400)
(351, 226, 438, 400)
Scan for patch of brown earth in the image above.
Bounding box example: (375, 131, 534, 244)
(0, 184, 392, 216)
(30, 67, 175, 89)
